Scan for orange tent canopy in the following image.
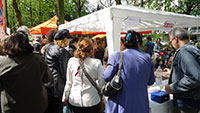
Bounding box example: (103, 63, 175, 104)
(29, 16, 67, 35)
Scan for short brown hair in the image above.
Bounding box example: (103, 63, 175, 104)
(74, 38, 93, 60)
(47, 29, 57, 43)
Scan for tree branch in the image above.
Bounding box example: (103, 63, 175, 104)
(172, 1, 186, 13)
(12, 0, 22, 26)
(80, 0, 87, 9)
(99, 0, 107, 8)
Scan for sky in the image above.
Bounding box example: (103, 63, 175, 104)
(87, 0, 127, 8)
(88, 0, 99, 6)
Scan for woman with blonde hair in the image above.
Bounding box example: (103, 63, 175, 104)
(62, 37, 104, 113)
(44, 29, 72, 113)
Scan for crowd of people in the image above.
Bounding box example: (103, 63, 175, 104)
(0, 26, 199, 113)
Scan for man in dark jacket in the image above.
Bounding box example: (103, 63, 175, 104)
(44, 29, 73, 113)
(65, 37, 78, 57)
(164, 27, 200, 113)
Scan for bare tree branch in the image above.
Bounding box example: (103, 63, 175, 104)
(99, 0, 107, 8)
(80, 0, 87, 9)
(172, 1, 186, 13)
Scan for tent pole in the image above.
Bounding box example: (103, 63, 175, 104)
(106, 16, 122, 56)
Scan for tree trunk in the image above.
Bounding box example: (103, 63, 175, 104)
(56, 0, 64, 26)
(78, 7, 81, 17)
(39, 0, 42, 23)
(185, 1, 193, 15)
(77, 0, 81, 17)
(141, 0, 143, 7)
(30, 0, 33, 27)
(12, 0, 22, 26)
(134, 0, 137, 6)
(115, 0, 121, 5)
(73, 0, 87, 17)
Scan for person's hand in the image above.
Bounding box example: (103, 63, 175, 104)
(165, 85, 173, 94)
(163, 68, 171, 78)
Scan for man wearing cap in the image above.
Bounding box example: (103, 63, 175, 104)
(44, 29, 73, 113)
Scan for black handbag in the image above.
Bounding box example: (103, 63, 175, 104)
(101, 51, 123, 96)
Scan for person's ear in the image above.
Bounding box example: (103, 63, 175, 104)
(175, 37, 179, 43)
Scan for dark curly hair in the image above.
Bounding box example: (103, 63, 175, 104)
(5, 30, 34, 56)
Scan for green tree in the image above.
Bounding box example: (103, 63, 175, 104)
(145, 0, 200, 16)
(64, 0, 89, 21)
(7, 0, 90, 32)
(7, 0, 57, 32)
(71, 0, 88, 17)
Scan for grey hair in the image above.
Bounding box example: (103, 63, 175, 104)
(168, 27, 189, 40)
(17, 25, 31, 37)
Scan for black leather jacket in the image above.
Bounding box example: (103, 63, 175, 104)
(44, 42, 71, 100)
(169, 42, 200, 100)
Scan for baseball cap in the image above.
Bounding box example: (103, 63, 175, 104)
(54, 29, 73, 40)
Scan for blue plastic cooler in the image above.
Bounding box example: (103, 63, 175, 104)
(151, 90, 169, 103)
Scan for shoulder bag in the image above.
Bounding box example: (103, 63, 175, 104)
(101, 51, 123, 96)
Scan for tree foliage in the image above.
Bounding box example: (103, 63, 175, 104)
(6, 0, 200, 33)
(7, 0, 89, 32)
(132, 0, 200, 16)
(99, 0, 199, 16)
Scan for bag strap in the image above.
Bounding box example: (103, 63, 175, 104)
(79, 60, 102, 96)
(79, 51, 123, 95)
(117, 51, 124, 77)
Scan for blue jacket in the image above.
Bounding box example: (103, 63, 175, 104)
(169, 42, 200, 100)
(103, 49, 155, 113)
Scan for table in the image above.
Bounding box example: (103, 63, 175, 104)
(148, 80, 174, 113)
(149, 94, 173, 113)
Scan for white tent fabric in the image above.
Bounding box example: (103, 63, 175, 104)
(59, 5, 200, 55)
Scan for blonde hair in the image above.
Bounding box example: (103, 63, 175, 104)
(54, 38, 70, 48)
(74, 38, 94, 60)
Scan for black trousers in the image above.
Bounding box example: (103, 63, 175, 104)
(68, 102, 101, 113)
(173, 106, 200, 113)
(44, 95, 63, 113)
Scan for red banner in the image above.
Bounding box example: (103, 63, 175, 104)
(0, 0, 5, 31)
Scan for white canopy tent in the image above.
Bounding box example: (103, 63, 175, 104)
(59, 5, 200, 55)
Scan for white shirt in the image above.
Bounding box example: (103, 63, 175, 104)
(62, 57, 104, 107)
